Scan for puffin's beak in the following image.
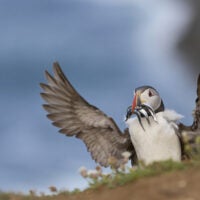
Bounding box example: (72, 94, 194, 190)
(131, 92, 141, 112)
(125, 92, 142, 121)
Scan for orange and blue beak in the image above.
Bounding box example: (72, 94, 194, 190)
(126, 92, 141, 121)
(131, 92, 141, 113)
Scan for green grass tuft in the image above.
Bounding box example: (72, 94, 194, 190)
(87, 160, 189, 189)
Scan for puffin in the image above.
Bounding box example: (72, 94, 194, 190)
(40, 62, 200, 167)
(125, 86, 182, 165)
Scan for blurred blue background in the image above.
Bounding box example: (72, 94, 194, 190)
(0, 0, 199, 194)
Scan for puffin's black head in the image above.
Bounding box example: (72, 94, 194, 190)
(132, 86, 164, 113)
(125, 86, 165, 124)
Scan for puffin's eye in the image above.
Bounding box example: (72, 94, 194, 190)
(148, 90, 153, 97)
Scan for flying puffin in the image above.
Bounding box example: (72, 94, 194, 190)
(40, 62, 200, 167)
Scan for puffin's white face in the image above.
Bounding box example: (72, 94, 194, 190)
(139, 88, 161, 111)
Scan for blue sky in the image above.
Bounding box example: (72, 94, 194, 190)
(0, 0, 198, 194)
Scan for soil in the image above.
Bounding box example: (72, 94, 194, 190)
(5, 167, 200, 200)
(66, 167, 200, 200)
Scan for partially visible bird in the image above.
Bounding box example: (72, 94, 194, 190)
(40, 62, 200, 167)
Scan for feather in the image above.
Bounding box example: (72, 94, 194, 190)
(40, 62, 136, 167)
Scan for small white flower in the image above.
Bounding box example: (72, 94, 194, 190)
(87, 170, 99, 179)
(78, 166, 87, 173)
(122, 151, 131, 159)
(95, 166, 102, 176)
(78, 166, 88, 178)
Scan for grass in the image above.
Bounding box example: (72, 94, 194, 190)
(86, 160, 190, 189)
(1, 137, 200, 199)
(1, 160, 200, 200)
(1, 160, 199, 200)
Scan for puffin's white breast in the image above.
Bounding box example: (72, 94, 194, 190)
(126, 110, 183, 165)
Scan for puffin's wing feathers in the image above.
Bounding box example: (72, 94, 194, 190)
(179, 74, 200, 154)
(194, 74, 200, 130)
(40, 62, 133, 167)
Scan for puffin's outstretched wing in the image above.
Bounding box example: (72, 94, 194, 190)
(179, 74, 200, 153)
(40, 62, 135, 167)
